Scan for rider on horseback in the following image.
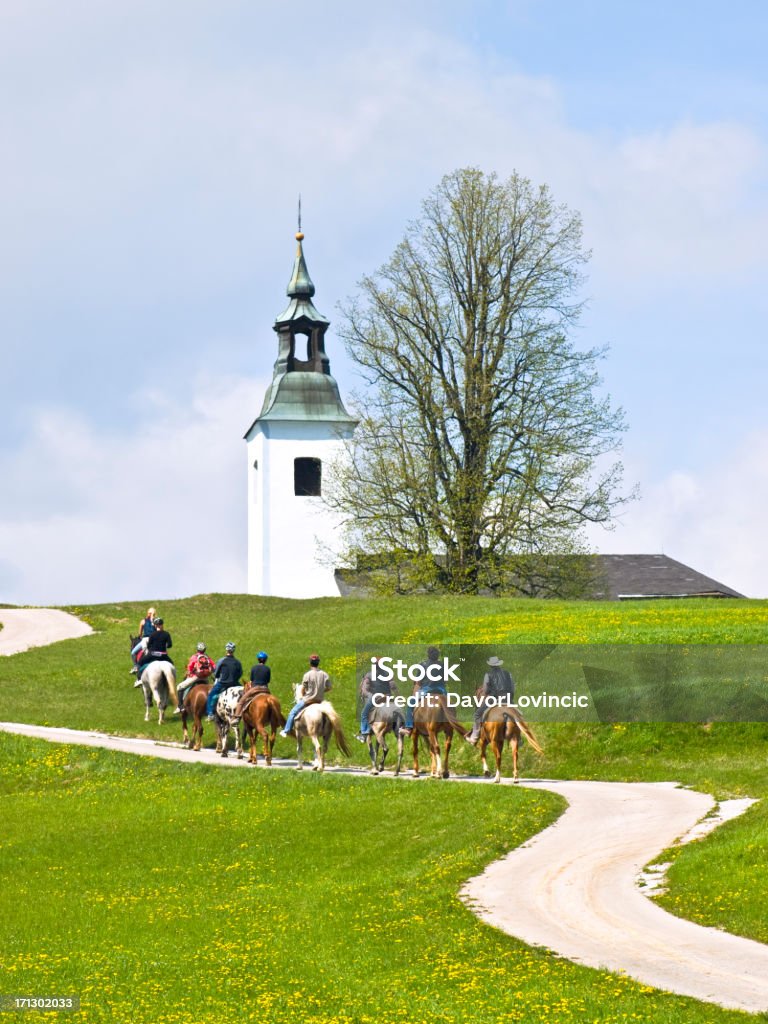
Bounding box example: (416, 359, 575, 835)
(174, 642, 215, 715)
(399, 646, 446, 737)
(129, 606, 156, 674)
(355, 657, 398, 743)
(205, 642, 243, 721)
(465, 655, 516, 745)
(135, 617, 173, 685)
(280, 653, 330, 737)
(233, 651, 271, 719)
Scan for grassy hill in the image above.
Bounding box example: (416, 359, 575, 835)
(1, 594, 767, 1023)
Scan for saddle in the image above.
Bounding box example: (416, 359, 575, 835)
(294, 698, 323, 726)
(234, 686, 270, 718)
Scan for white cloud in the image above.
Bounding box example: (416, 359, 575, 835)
(588, 433, 768, 598)
(0, 374, 268, 605)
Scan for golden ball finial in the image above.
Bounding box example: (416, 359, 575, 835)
(295, 231, 305, 241)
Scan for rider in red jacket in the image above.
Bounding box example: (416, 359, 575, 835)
(174, 643, 215, 715)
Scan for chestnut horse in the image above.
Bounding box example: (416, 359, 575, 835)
(479, 705, 543, 783)
(412, 691, 468, 779)
(181, 682, 212, 752)
(241, 692, 285, 766)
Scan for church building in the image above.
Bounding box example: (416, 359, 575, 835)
(244, 231, 357, 598)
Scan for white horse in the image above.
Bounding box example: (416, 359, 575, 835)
(213, 686, 245, 759)
(290, 682, 350, 772)
(138, 661, 177, 724)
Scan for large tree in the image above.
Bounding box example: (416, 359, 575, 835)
(327, 168, 630, 595)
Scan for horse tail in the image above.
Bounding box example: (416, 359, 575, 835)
(164, 661, 178, 702)
(503, 709, 543, 754)
(322, 705, 351, 757)
(437, 695, 469, 736)
(270, 697, 286, 729)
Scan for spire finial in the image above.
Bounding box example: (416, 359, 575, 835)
(296, 194, 304, 241)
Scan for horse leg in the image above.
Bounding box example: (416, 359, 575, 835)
(379, 736, 389, 773)
(510, 729, 520, 783)
(181, 709, 190, 748)
(394, 730, 404, 776)
(493, 729, 503, 784)
(368, 735, 378, 774)
(295, 735, 303, 770)
(235, 721, 244, 759)
(428, 726, 439, 778)
(480, 732, 491, 777)
(311, 734, 322, 772)
(412, 731, 420, 776)
(442, 729, 452, 779)
(143, 684, 151, 723)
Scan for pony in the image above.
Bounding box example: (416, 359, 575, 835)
(411, 690, 468, 779)
(138, 660, 177, 725)
(213, 686, 245, 759)
(365, 701, 405, 775)
(478, 705, 543, 783)
(180, 682, 212, 752)
(241, 691, 285, 766)
(289, 682, 351, 772)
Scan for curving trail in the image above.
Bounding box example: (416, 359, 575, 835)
(1, 611, 767, 1014)
(462, 779, 768, 1014)
(0, 608, 92, 655)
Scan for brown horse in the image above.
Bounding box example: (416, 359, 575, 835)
(181, 682, 211, 751)
(412, 691, 468, 779)
(478, 705, 543, 783)
(241, 692, 285, 766)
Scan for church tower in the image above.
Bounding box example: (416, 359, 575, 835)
(244, 229, 357, 598)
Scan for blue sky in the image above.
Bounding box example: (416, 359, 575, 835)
(1, 0, 766, 601)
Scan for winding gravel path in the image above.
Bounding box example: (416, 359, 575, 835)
(0, 608, 92, 655)
(1, 610, 766, 1014)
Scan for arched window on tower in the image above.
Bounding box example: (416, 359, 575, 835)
(294, 457, 321, 496)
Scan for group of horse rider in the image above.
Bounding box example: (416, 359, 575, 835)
(356, 646, 515, 745)
(130, 608, 514, 740)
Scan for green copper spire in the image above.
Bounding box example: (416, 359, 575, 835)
(242, 222, 357, 429)
(286, 232, 316, 297)
(275, 229, 329, 325)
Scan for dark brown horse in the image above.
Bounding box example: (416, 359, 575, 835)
(181, 682, 212, 752)
(478, 705, 543, 783)
(412, 691, 468, 779)
(241, 692, 285, 766)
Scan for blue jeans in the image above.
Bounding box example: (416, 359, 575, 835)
(405, 685, 446, 729)
(205, 681, 226, 717)
(131, 641, 143, 663)
(360, 697, 375, 735)
(284, 700, 306, 733)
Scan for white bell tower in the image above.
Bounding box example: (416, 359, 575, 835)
(244, 229, 357, 598)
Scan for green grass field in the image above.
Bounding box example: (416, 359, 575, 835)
(1, 594, 767, 1022)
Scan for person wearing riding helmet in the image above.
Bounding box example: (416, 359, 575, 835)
(250, 652, 271, 689)
(233, 651, 271, 719)
(174, 642, 215, 715)
(205, 642, 243, 721)
(280, 653, 330, 737)
(130, 606, 157, 673)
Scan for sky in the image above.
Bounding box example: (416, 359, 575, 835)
(1, 0, 767, 603)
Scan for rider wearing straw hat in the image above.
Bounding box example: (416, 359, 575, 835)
(465, 654, 515, 745)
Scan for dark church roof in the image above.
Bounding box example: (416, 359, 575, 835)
(334, 553, 744, 600)
(589, 554, 744, 600)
